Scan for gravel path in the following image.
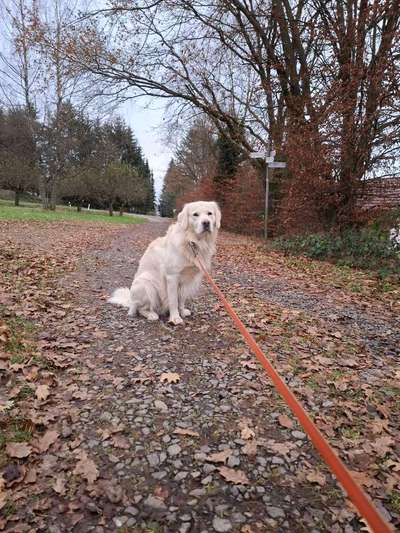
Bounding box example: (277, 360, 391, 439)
(7, 219, 397, 532)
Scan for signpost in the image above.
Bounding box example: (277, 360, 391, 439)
(250, 148, 286, 240)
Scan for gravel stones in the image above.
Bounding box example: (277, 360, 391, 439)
(212, 517, 232, 532)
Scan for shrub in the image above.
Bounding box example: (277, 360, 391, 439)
(273, 214, 400, 279)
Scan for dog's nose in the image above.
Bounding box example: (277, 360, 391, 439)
(203, 220, 210, 229)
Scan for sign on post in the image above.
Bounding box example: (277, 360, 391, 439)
(249, 151, 266, 159)
(248, 147, 286, 240)
(269, 162, 286, 168)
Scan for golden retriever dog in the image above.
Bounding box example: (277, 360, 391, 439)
(108, 201, 221, 325)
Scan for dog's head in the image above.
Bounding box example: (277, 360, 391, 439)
(177, 201, 221, 236)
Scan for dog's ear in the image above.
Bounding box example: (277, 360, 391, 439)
(177, 204, 189, 230)
(213, 203, 221, 229)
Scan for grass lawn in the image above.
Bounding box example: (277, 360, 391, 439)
(0, 200, 146, 225)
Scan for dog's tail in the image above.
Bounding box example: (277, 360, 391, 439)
(108, 287, 131, 308)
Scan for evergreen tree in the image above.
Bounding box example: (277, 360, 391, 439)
(0, 107, 39, 205)
(215, 130, 242, 183)
(159, 159, 180, 217)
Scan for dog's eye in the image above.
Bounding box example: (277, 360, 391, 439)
(208, 212, 212, 216)
(193, 213, 199, 217)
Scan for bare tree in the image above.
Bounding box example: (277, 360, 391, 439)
(62, 0, 400, 226)
(174, 118, 218, 184)
(0, 0, 40, 112)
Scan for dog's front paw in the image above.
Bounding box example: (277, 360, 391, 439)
(169, 314, 184, 325)
(180, 308, 191, 317)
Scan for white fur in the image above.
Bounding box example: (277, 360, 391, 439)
(108, 201, 221, 325)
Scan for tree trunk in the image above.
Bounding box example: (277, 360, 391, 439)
(15, 190, 20, 206)
(119, 207, 124, 216)
(109, 202, 113, 216)
(77, 203, 81, 212)
(39, 177, 50, 209)
(49, 181, 57, 211)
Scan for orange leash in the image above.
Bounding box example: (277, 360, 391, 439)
(191, 245, 393, 533)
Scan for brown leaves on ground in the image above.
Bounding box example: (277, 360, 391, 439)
(111, 434, 130, 450)
(97, 480, 124, 504)
(73, 450, 99, 485)
(52, 475, 67, 495)
(0, 321, 10, 344)
(217, 232, 400, 519)
(306, 470, 327, 486)
(206, 449, 232, 463)
(35, 384, 50, 401)
(239, 422, 255, 440)
(2, 464, 26, 487)
(0, 220, 119, 530)
(34, 430, 59, 453)
(173, 427, 200, 438)
(160, 372, 181, 384)
(218, 466, 250, 485)
(242, 441, 258, 456)
(278, 414, 294, 429)
(6, 442, 32, 459)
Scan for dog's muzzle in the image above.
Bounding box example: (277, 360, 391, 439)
(202, 220, 211, 232)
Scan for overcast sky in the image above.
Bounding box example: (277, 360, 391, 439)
(120, 99, 173, 200)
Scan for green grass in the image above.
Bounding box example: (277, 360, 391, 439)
(0, 200, 146, 225)
(2, 500, 16, 517)
(389, 491, 400, 514)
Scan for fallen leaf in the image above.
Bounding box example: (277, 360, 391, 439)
(160, 372, 180, 384)
(70, 437, 82, 450)
(154, 485, 169, 500)
(73, 451, 98, 484)
(0, 401, 14, 413)
(242, 441, 258, 456)
(206, 449, 233, 463)
(6, 442, 32, 458)
(53, 475, 66, 495)
(25, 468, 37, 484)
(72, 389, 88, 400)
(111, 434, 130, 449)
(278, 414, 294, 429)
(267, 440, 295, 456)
(98, 425, 124, 441)
(337, 358, 357, 367)
(23, 366, 39, 381)
(69, 513, 84, 527)
(3, 464, 26, 487)
(241, 526, 257, 533)
(372, 436, 395, 457)
(385, 459, 400, 472)
(306, 471, 326, 486)
(93, 330, 108, 339)
(98, 480, 123, 503)
(371, 419, 389, 435)
(241, 426, 255, 440)
(173, 428, 200, 438)
(35, 384, 50, 401)
(218, 466, 249, 485)
(35, 430, 59, 453)
(240, 360, 258, 370)
(349, 470, 379, 488)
